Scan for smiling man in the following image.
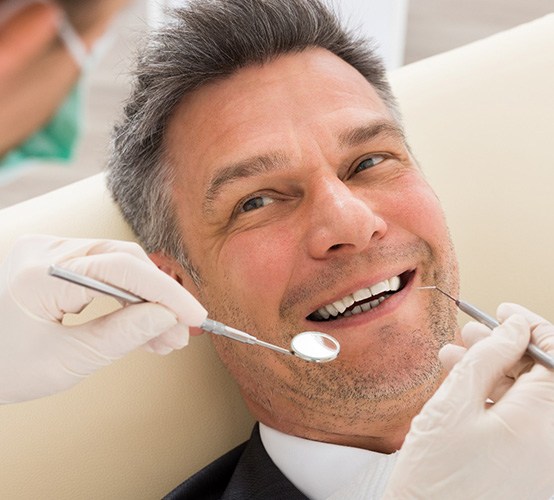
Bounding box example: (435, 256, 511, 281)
(107, 0, 461, 497)
(161, 48, 460, 452)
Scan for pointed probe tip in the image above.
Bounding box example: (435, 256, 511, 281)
(418, 285, 458, 303)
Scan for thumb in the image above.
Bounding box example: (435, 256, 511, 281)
(71, 303, 179, 359)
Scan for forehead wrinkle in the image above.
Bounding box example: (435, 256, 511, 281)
(338, 120, 406, 149)
(203, 151, 290, 214)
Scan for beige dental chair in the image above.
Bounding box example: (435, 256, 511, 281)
(0, 14, 553, 499)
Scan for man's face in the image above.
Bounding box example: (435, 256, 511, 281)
(164, 48, 459, 451)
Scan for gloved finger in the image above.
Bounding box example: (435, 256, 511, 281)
(141, 343, 156, 354)
(497, 302, 545, 326)
(497, 302, 553, 372)
(461, 321, 491, 348)
(7, 235, 157, 320)
(439, 321, 496, 373)
(440, 321, 505, 374)
(490, 348, 554, 440)
(439, 342, 527, 403)
(50, 236, 149, 262)
(6, 235, 207, 327)
(498, 303, 554, 357)
(143, 339, 174, 356)
(529, 320, 554, 356)
(145, 323, 190, 352)
(463, 316, 534, 386)
(11, 235, 148, 273)
(439, 314, 531, 408)
(487, 375, 518, 403)
(438, 344, 466, 372)
(69, 302, 178, 361)
(64, 252, 207, 327)
(487, 352, 534, 402)
(474, 314, 532, 397)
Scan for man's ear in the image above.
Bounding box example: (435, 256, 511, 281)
(149, 252, 198, 294)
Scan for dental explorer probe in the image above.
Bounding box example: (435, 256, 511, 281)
(47, 265, 340, 363)
(419, 286, 554, 369)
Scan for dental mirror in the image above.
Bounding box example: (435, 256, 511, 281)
(48, 265, 340, 363)
(200, 317, 339, 363)
(290, 331, 340, 362)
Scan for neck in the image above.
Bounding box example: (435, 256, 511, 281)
(242, 369, 446, 454)
(246, 397, 414, 454)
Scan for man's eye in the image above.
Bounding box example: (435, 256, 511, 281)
(353, 154, 386, 174)
(239, 195, 275, 213)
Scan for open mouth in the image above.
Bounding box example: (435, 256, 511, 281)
(306, 270, 413, 322)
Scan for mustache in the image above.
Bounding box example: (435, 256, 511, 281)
(279, 240, 432, 318)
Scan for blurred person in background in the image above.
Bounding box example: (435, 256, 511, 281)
(0, 0, 130, 171)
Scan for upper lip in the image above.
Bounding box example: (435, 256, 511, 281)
(305, 268, 413, 319)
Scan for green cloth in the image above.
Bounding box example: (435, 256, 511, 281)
(0, 85, 82, 172)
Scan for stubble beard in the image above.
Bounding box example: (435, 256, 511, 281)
(196, 238, 459, 438)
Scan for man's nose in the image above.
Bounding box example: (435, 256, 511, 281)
(304, 178, 387, 259)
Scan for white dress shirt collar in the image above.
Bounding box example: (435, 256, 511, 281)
(259, 422, 398, 499)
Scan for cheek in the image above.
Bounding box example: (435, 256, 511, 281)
(219, 223, 298, 309)
(387, 177, 449, 242)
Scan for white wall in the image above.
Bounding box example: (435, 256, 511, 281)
(332, 0, 409, 69)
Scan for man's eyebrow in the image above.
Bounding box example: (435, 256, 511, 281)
(203, 152, 289, 213)
(202, 122, 404, 214)
(338, 121, 406, 149)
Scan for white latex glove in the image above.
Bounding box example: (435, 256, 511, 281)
(0, 234, 207, 404)
(332, 304, 554, 499)
(378, 304, 554, 500)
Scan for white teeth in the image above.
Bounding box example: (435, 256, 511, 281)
(325, 303, 339, 317)
(311, 274, 405, 321)
(343, 295, 355, 308)
(389, 276, 401, 291)
(332, 299, 347, 314)
(353, 288, 371, 302)
(370, 281, 388, 296)
(319, 307, 330, 319)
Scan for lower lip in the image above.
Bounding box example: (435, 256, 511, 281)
(308, 271, 417, 329)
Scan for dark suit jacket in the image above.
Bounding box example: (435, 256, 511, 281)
(164, 424, 308, 499)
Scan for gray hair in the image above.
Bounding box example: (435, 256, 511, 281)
(106, 0, 400, 283)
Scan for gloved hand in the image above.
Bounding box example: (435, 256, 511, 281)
(0, 234, 207, 404)
(379, 303, 554, 500)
